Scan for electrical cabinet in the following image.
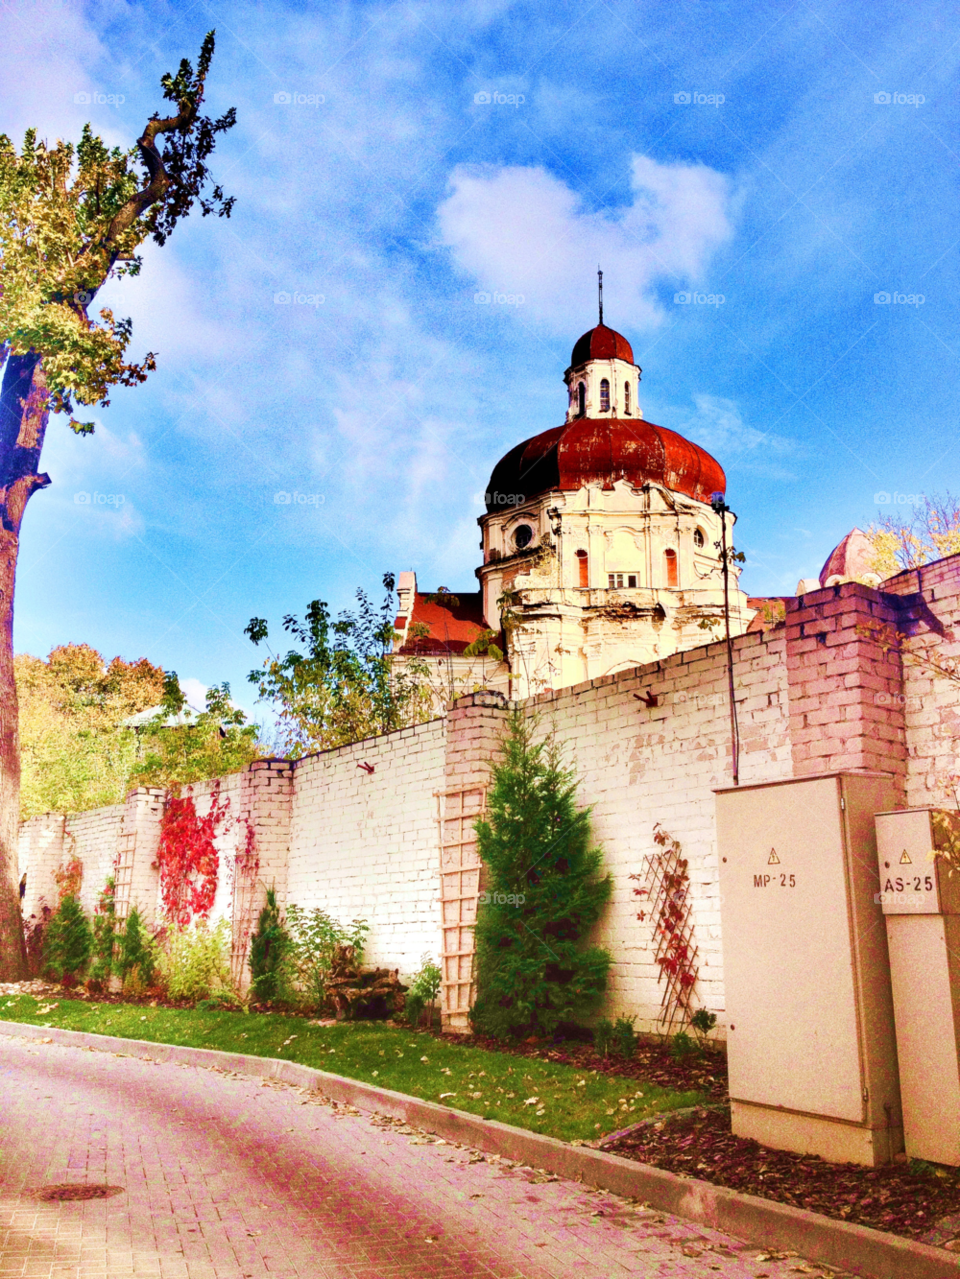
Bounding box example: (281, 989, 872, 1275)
(716, 773, 902, 1166)
(876, 808, 960, 1166)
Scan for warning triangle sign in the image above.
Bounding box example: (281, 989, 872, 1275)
(768, 849, 780, 865)
(900, 849, 912, 865)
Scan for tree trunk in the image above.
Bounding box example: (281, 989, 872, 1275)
(0, 350, 51, 979)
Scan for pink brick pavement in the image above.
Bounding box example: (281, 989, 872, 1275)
(0, 1036, 848, 1279)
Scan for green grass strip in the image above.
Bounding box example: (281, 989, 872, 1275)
(0, 994, 703, 1144)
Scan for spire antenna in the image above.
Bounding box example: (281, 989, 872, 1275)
(598, 266, 603, 324)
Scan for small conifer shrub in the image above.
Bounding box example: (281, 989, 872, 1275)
(43, 894, 93, 983)
(471, 711, 612, 1039)
(119, 907, 155, 988)
(90, 878, 117, 987)
(249, 887, 291, 1002)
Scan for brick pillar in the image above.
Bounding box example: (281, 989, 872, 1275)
(785, 584, 907, 793)
(233, 760, 294, 989)
(440, 690, 509, 1033)
(114, 788, 166, 925)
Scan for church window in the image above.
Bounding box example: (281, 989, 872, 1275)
(608, 572, 626, 589)
(664, 549, 678, 587)
(693, 527, 705, 549)
(514, 524, 534, 550)
(577, 382, 586, 416)
(628, 574, 637, 587)
(576, 549, 589, 587)
(624, 381, 631, 415)
(600, 378, 610, 412)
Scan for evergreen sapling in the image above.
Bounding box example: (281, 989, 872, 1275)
(249, 887, 290, 1002)
(471, 711, 612, 1039)
(119, 907, 155, 989)
(42, 894, 93, 984)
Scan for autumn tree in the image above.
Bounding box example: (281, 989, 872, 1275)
(17, 643, 163, 816)
(866, 492, 960, 580)
(0, 34, 236, 977)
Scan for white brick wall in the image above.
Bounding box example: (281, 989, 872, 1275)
(286, 720, 447, 980)
(16, 631, 792, 1028)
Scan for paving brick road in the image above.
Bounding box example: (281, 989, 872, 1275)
(0, 1035, 848, 1279)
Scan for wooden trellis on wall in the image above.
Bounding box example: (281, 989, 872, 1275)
(112, 816, 136, 922)
(437, 785, 486, 1031)
(631, 824, 699, 1036)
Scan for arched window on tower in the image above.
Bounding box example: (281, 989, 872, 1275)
(577, 382, 586, 416)
(575, 549, 589, 588)
(624, 381, 631, 415)
(600, 378, 610, 412)
(664, 548, 679, 588)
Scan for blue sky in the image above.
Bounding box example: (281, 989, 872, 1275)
(2, 0, 959, 719)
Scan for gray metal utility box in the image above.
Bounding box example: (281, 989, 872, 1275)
(716, 772, 902, 1166)
(876, 807, 960, 1166)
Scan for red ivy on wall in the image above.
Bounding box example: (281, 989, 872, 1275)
(53, 852, 83, 903)
(630, 823, 700, 1034)
(158, 782, 230, 927)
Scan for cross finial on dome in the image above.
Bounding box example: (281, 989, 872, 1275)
(597, 266, 603, 324)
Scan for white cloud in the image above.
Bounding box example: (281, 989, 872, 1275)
(179, 677, 208, 713)
(677, 393, 796, 481)
(0, 2, 110, 143)
(436, 156, 734, 329)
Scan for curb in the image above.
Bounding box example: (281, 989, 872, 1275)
(1, 1019, 955, 1279)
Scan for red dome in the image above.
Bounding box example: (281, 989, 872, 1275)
(569, 324, 634, 367)
(485, 418, 725, 511)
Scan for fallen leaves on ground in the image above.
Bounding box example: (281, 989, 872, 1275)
(607, 1107, 960, 1244)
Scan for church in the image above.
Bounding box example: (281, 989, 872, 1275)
(393, 308, 760, 703)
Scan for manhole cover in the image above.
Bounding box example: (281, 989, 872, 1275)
(34, 1184, 124, 1202)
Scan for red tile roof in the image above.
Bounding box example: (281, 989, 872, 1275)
(397, 591, 491, 655)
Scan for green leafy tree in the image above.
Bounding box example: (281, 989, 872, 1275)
(248, 887, 291, 1003)
(471, 711, 612, 1039)
(0, 34, 236, 978)
(42, 894, 93, 983)
(245, 574, 430, 756)
(130, 673, 262, 792)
